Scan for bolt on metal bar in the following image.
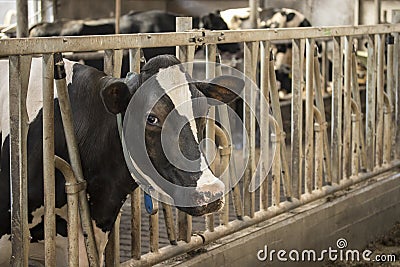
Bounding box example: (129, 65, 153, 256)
(351, 48, 367, 170)
(176, 17, 193, 242)
(313, 46, 332, 185)
(243, 41, 259, 218)
(128, 47, 142, 260)
(42, 54, 56, 267)
(331, 36, 343, 184)
(53, 53, 100, 267)
(305, 38, 315, 194)
(342, 36, 353, 178)
(260, 40, 271, 209)
(291, 39, 304, 198)
(375, 34, 385, 167)
(268, 51, 292, 200)
(9, 55, 31, 267)
(366, 34, 377, 171)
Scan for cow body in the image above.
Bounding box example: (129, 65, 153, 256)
(0, 55, 243, 266)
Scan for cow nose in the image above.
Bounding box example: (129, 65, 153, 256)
(195, 169, 225, 204)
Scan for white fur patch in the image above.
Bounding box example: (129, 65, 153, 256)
(0, 57, 77, 149)
(155, 65, 199, 142)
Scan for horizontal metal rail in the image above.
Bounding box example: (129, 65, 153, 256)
(0, 24, 399, 56)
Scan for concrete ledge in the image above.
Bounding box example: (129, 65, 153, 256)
(165, 170, 400, 267)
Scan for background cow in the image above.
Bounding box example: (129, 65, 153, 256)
(0, 54, 243, 266)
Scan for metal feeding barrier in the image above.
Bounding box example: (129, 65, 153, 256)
(1, 12, 400, 267)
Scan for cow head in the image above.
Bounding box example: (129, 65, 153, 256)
(200, 12, 241, 54)
(100, 55, 244, 216)
(263, 8, 311, 29)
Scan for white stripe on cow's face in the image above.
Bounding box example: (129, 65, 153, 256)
(0, 58, 77, 150)
(155, 65, 199, 143)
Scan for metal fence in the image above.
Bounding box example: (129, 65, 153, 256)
(1, 13, 400, 267)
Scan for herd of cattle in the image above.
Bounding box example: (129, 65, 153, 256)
(0, 7, 313, 266)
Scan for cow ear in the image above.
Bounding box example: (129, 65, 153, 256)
(195, 75, 244, 105)
(101, 81, 131, 114)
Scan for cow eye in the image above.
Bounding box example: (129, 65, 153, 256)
(146, 114, 159, 126)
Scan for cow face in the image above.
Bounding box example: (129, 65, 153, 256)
(264, 8, 311, 29)
(101, 55, 244, 216)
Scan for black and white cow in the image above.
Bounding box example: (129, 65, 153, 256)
(0, 54, 243, 266)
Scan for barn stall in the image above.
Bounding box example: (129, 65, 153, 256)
(1, 0, 400, 266)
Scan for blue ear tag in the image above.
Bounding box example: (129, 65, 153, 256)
(144, 187, 158, 215)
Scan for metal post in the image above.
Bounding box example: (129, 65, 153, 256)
(366, 34, 377, 171)
(42, 54, 56, 267)
(54, 53, 100, 267)
(383, 94, 392, 165)
(205, 43, 217, 232)
(386, 35, 395, 160)
(305, 38, 315, 194)
(350, 100, 361, 176)
(176, 17, 193, 242)
(342, 36, 353, 178)
(260, 40, 270, 209)
(16, 0, 28, 37)
(9, 55, 31, 267)
(115, 0, 121, 34)
(376, 34, 385, 167)
(243, 41, 258, 217)
(149, 201, 159, 253)
(392, 10, 400, 159)
(270, 117, 280, 206)
(128, 48, 142, 260)
(331, 36, 343, 184)
(249, 0, 259, 28)
(375, 0, 381, 24)
(313, 107, 324, 190)
(291, 39, 303, 198)
(161, 203, 177, 245)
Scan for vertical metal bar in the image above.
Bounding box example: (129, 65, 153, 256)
(16, 0, 28, 37)
(270, 117, 280, 206)
(313, 108, 323, 190)
(351, 49, 367, 170)
(305, 38, 315, 194)
(149, 201, 159, 253)
(342, 36, 353, 178)
(313, 47, 332, 185)
(351, 110, 360, 176)
(376, 34, 385, 167)
(128, 48, 142, 260)
(392, 10, 400, 159)
(331, 36, 343, 184)
(291, 39, 303, 198)
(386, 35, 394, 161)
(9, 55, 30, 267)
(176, 17, 193, 242)
(383, 94, 392, 165)
(366, 34, 377, 171)
(42, 54, 56, 267)
(249, 0, 259, 28)
(161, 203, 177, 245)
(205, 44, 216, 232)
(374, 0, 382, 24)
(104, 48, 123, 267)
(268, 53, 292, 200)
(54, 53, 100, 267)
(243, 41, 258, 217)
(115, 0, 121, 34)
(260, 40, 270, 209)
